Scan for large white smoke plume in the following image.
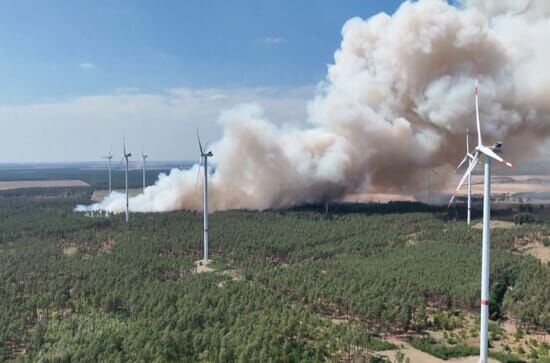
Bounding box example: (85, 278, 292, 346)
(77, 0, 550, 213)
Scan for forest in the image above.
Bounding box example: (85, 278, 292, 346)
(0, 187, 549, 362)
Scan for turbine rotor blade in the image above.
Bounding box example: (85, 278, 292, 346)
(475, 80, 483, 147)
(466, 129, 470, 154)
(195, 158, 203, 192)
(457, 155, 468, 170)
(197, 129, 204, 155)
(449, 150, 476, 208)
(478, 146, 513, 168)
(455, 152, 480, 192)
(447, 194, 456, 208)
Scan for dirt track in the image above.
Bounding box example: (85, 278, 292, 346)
(379, 338, 499, 363)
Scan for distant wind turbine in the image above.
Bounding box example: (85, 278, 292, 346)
(449, 129, 474, 225)
(123, 136, 132, 223)
(196, 130, 213, 263)
(450, 81, 513, 363)
(102, 147, 113, 193)
(141, 152, 148, 193)
(427, 168, 439, 204)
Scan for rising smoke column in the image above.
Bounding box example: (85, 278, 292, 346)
(77, 0, 550, 213)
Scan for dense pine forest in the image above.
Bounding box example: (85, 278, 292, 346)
(0, 187, 549, 362)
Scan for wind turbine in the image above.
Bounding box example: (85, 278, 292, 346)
(427, 168, 439, 204)
(450, 80, 512, 363)
(102, 148, 113, 193)
(196, 130, 213, 263)
(141, 152, 148, 193)
(123, 136, 132, 223)
(449, 129, 474, 225)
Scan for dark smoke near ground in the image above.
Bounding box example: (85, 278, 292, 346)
(77, 0, 550, 213)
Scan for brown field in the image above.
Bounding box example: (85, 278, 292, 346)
(0, 180, 90, 191)
(341, 175, 550, 204)
(465, 175, 550, 194)
(341, 192, 416, 203)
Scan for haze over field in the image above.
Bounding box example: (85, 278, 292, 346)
(79, 0, 550, 213)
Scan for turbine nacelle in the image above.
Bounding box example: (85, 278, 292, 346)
(122, 136, 132, 160)
(491, 142, 503, 153)
(197, 129, 213, 158)
(103, 146, 114, 160)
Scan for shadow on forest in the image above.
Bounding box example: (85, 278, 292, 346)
(289, 201, 445, 216)
(287, 200, 522, 223)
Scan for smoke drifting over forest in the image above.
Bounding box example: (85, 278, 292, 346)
(77, 0, 550, 213)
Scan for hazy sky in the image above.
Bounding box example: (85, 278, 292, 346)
(0, 0, 403, 162)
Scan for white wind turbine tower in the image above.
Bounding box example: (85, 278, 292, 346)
(196, 130, 213, 263)
(123, 136, 132, 223)
(451, 81, 512, 363)
(427, 168, 439, 204)
(102, 148, 113, 193)
(449, 129, 475, 226)
(141, 152, 148, 193)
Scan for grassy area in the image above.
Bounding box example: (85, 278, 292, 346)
(409, 337, 478, 360)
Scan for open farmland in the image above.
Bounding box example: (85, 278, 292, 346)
(343, 174, 550, 206)
(0, 180, 90, 191)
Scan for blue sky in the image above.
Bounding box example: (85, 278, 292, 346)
(0, 0, 404, 161)
(0, 0, 404, 104)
